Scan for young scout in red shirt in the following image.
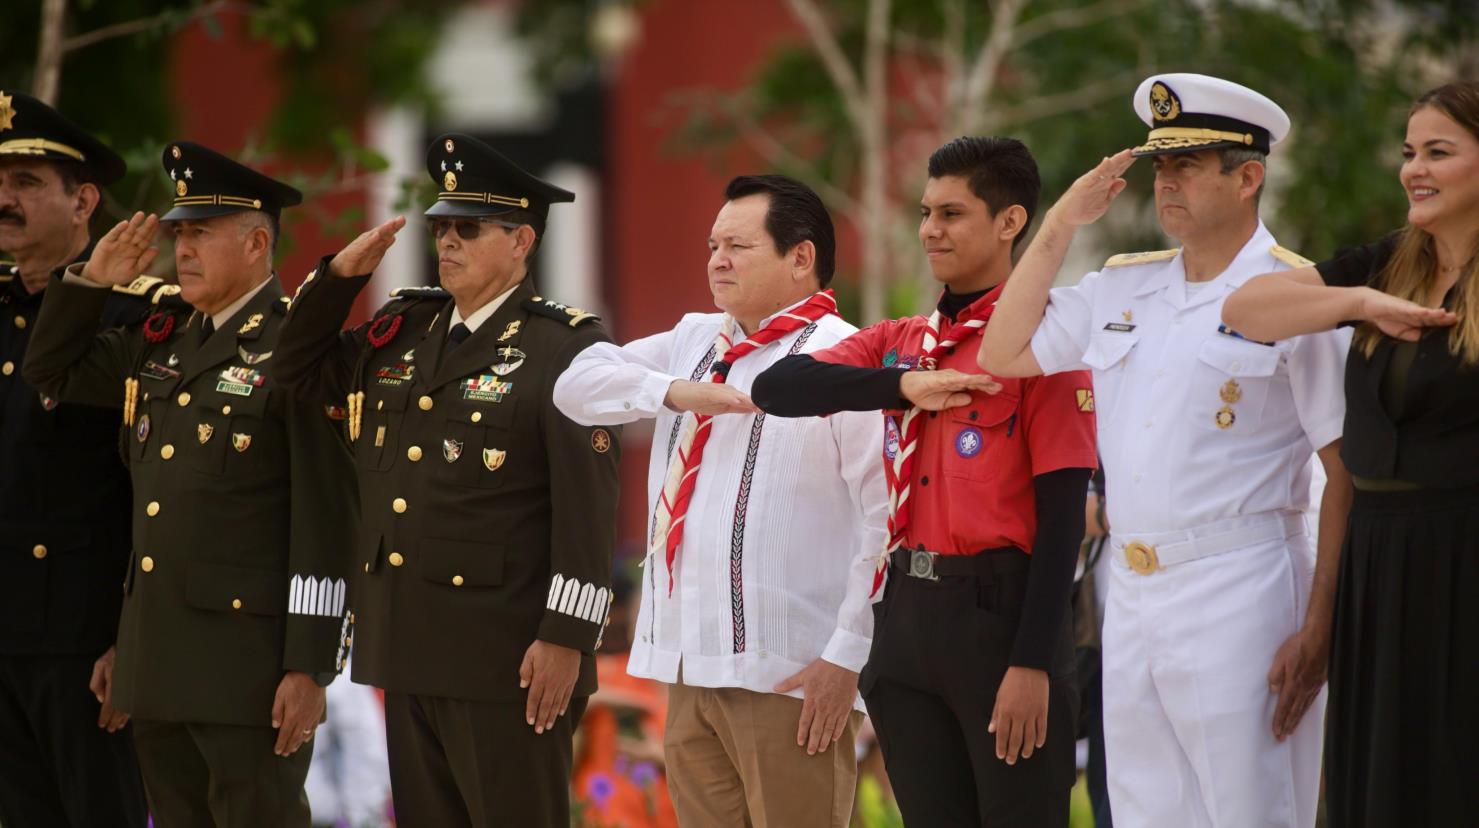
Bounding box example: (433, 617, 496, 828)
(752, 137, 1097, 827)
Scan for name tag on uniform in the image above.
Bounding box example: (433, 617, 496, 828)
(375, 362, 415, 386)
(460, 375, 512, 403)
(1216, 324, 1276, 347)
(1103, 322, 1137, 333)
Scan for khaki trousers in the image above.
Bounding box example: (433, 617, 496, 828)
(664, 682, 861, 828)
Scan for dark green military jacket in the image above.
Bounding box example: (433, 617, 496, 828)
(0, 256, 147, 655)
(272, 260, 619, 704)
(22, 274, 357, 726)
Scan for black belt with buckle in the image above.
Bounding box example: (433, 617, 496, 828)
(889, 546, 1027, 581)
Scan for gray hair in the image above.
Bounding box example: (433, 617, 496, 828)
(1217, 147, 1267, 206)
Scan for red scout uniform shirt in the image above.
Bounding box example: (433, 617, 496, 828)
(808, 289, 1099, 555)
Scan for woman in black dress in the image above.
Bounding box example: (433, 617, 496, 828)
(1222, 81, 1479, 826)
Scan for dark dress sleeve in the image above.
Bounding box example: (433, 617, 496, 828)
(1314, 234, 1399, 288)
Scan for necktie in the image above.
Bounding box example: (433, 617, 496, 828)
(447, 322, 471, 351)
(199, 317, 215, 345)
(648, 290, 838, 594)
(874, 288, 1001, 595)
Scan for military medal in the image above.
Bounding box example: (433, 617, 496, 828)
(237, 347, 272, 365)
(460, 375, 512, 403)
(136, 413, 151, 443)
(198, 423, 215, 444)
(490, 347, 525, 377)
(375, 362, 415, 386)
(139, 360, 181, 381)
(482, 447, 506, 471)
(1219, 379, 1242, 404)
(1215, 406, 1236, 429)
(443, 439, 463, 463)
(232, 433, 251, 452)
(217, 365, 264, 396)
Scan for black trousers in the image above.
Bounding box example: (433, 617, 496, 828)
(131, 719, 312, 827)
(861, 558, 1078, 827)
(0, 653, 148, 828)
(384, 691, 588, 828)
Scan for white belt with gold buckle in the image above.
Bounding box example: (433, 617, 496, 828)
(1115, 511, 1306, 576)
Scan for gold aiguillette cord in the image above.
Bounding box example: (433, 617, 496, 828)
(122, 378, 139, 427)
(347, 390, 365, 442)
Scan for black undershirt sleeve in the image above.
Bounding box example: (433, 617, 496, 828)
(751, 354, 908, 417)
(1011, 467, 1093, 671)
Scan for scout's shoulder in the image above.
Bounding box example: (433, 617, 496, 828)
(1269, 244, 1314, 269)
(523, 295, 601, 329)
(1102, 249, 1179, 270)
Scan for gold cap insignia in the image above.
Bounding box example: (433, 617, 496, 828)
(482, 447, 506, 471)
(0, 92, 14, 132)
(443, 171, 457, 191)
(171, 145, 182, 160)
(444, 138, 455, 153)
(1150, 82, 1181, 122)
(176, 179, 189, 197)
(198, 423, 215, 444)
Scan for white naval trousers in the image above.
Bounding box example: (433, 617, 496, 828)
(1102, 518, 1324, 827)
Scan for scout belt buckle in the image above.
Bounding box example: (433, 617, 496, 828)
(908, 549, 940, 581)
(1124, 541, 1160, 575)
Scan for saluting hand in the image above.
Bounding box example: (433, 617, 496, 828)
(664, 380, 762, 416)
(989, 665, 1049, 765)
(271, 671, 325, 757)
(900, 369, 1002, 411)
(1268, 625, 1329, 742)
(1359, 287, 1457, 341)
(520, 640, 581, 734)
(82, 212, 159, 287)
(774, 658, 860, 755)
(1049, 149, 1136, 228)
(328, 216, 406, 278)
(88, 645, 130, 733)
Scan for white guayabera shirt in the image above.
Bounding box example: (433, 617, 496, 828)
(553, 301, 886, 711)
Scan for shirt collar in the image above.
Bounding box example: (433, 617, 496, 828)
(213, 274, 275, 330)
(1130, 221, 1275, 301)
(449, 282, 519, 334)
(754, 293, 819, 332)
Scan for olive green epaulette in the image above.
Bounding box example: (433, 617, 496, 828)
(389, 285, 450, 301)
(1103, 249, 1180, 269)
(525, 295, 599, 327)
(1270, 245, 1314, 268)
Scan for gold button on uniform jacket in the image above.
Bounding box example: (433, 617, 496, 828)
(272, 261, 619, 703)
(22, 276, 357, 726)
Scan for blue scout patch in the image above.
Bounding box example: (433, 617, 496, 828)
(955, 426, 983, 458)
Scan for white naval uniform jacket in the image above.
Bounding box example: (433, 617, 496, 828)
(552, 304, 886, 711)
(1030, 222, 1350, 538)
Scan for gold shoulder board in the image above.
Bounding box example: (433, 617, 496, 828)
(113, 275, 163, 297)
(1269, 245, 1314, 268)
(1103, 249, 1179, 269)
(523, 295, 600, 327)
(389, 286, 450, 300)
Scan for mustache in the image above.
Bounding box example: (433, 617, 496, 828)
(0, 209, 23, 225)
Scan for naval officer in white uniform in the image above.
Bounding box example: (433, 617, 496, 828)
(977, 74, 1353, 827)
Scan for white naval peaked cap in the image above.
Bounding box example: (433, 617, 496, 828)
(1131, 73, 1291, 157)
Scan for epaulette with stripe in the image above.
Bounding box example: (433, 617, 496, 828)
(389, 285, 450, 301)
(1103, 249, 1180, 269)
(151, 283, 189, 309)
(113, 274, 163, 298)
(1270, 245, 1313, 268)
(525, 295, 599, 327)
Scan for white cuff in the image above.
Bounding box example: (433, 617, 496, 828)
(820, 628, 871, 674)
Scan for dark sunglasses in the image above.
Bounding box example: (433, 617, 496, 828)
(426, 217, 521, 241)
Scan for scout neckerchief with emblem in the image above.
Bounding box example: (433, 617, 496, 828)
(875, 286, 1001, 595)
(648, 290, 838, 595)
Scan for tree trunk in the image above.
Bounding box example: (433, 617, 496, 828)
(34, 0, 68, 104)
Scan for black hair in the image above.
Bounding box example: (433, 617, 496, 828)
(723, 174, 837, 288)
(52, 160, 103, 222)
(494, 207, 544, 256)
(927, 137, 1041, 252)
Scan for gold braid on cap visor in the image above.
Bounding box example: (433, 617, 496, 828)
(437, 191, 530, 208)
(0, 138, 84, 162)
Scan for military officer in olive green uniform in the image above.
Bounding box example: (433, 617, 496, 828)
(272, 133, 620, 827)
(0, 89, 149, 828)
(22, 142, 357, 827)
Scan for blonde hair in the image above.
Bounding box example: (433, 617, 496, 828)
(1355, 81, 1479, 364)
